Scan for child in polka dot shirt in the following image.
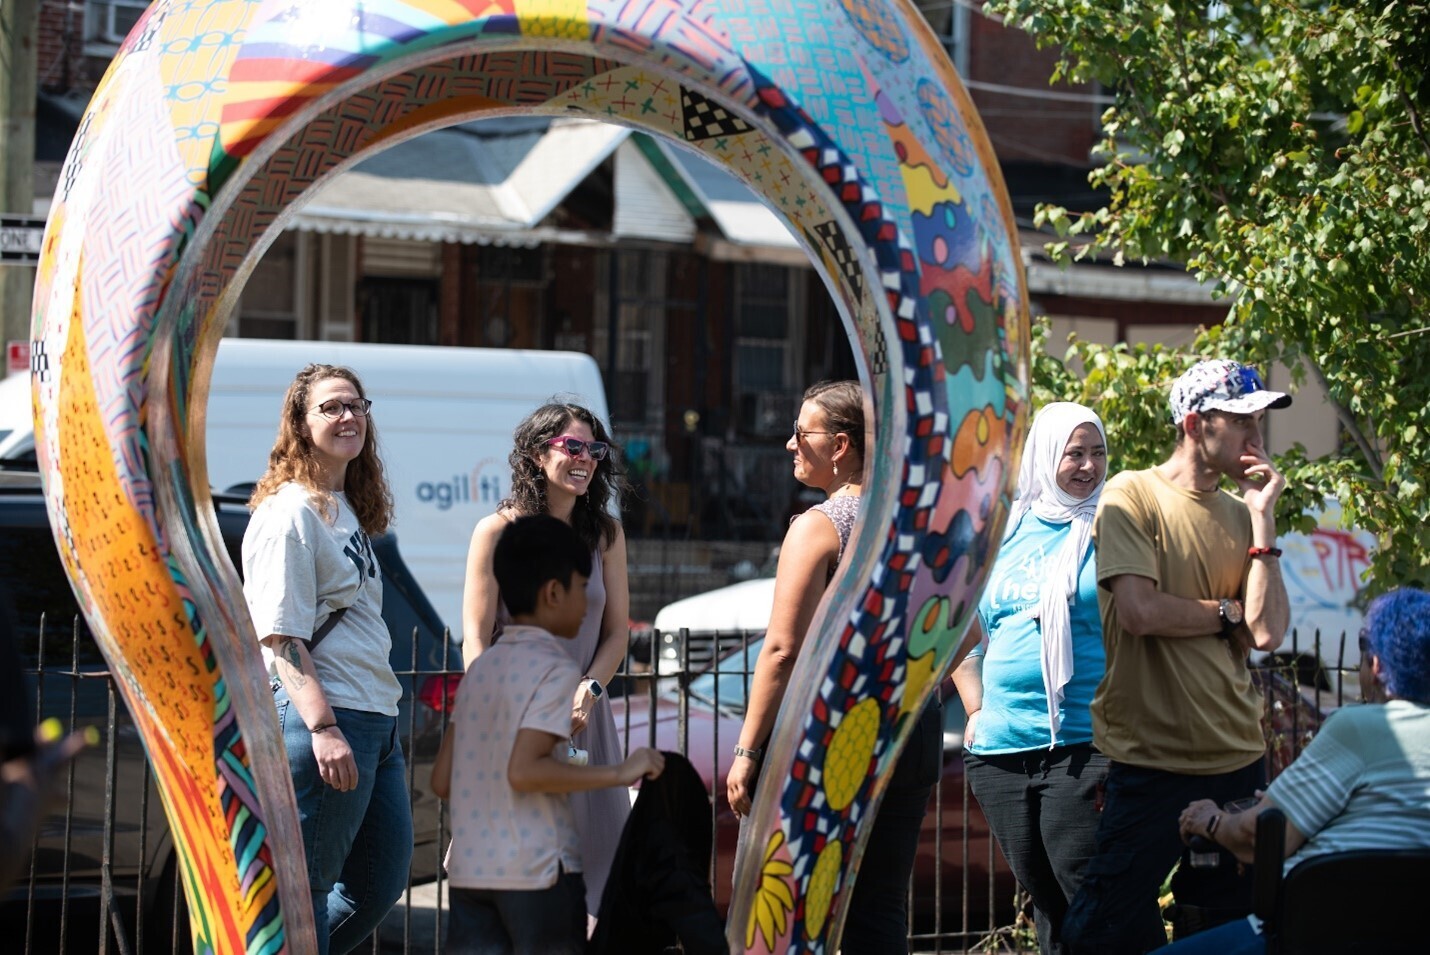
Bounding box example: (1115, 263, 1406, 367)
(431, 515, 663, 954)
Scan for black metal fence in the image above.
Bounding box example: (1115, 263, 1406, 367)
(6, 618, 1356, 954)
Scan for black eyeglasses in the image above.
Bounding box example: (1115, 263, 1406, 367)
(310, 398, 372, 419)
(793, 422, 844, 442)
(1358, 627, 1372, 656)
(546, 435, 609, 461)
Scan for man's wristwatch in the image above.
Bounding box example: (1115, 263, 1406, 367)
(1218, 598, 1244, 636)
(582, 677, 604, 700)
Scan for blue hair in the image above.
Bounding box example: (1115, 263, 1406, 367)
(1364, 588, 1430, 704)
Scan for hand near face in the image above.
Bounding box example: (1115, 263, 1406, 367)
(1234, 442, 1285, 515)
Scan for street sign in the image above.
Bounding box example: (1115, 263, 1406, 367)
(1, 215, 46, 264)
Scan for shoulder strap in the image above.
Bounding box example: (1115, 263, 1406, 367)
(308, 606, 347, 655)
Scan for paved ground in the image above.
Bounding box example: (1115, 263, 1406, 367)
(379, 880, 446, 952)
(375, 881, 989, 954)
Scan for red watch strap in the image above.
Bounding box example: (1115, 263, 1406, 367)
(1248, 546, 1283, 557)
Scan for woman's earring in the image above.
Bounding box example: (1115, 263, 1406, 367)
(833, 463, 839, 477)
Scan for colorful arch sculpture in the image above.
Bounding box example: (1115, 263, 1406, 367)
(30, 1, 1028, 952)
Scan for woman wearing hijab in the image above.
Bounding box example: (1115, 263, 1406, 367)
(950, 402, 1110, 955)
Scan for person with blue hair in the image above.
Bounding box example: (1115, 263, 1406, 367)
(1152, 586, 1430, 954)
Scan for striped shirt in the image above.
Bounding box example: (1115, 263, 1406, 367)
(1267, 699, 1430, 874)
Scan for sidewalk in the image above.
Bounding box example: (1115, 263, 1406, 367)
(379, 880, 446, 952)
(377, 881, 981, 954)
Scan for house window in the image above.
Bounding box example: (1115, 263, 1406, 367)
(474, 245, 547, 348)
(915, 0, 970, 76)
(598, 250, 667, 430)
(236, 232, 301, 340)
(362, 277, 439, 345)
(734, 263, 802, 438)
(86, 0, 150, 50)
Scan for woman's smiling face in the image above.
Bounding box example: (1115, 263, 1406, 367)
(538, 417, 599, 498)
(1055, 423, 1106, 499)
(306, 376, 368, 479)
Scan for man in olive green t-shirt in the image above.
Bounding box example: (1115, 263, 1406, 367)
(1064, 360, 1292, 955)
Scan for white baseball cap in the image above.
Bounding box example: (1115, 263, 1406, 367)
(1169, 360, 1291, 425)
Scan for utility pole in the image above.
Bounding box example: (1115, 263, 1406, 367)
(1, 0, 40, 364)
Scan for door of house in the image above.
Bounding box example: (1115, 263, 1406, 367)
(362, 277, 439, 345)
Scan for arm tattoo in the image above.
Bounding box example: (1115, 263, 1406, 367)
(275, 637, 309, 690)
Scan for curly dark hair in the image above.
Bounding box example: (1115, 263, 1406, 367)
(502, 402, 626, 552)
(249, 364, 394, 536)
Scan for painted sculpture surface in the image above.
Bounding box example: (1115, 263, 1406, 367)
(30, 1, 1028, 952)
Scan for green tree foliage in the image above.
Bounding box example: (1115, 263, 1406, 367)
(995, 0, 1430, 591)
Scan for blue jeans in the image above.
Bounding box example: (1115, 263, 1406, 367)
(1063, 759, 1265, 955)
(965, 743, 1109, 955)
(277, 695, 413, 955)
(446, 870, 587, 955)
(1153, 916, 1264, 955)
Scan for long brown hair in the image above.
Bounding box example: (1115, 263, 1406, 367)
(249, 364, 394, 536)
(502, 401, 626, 552)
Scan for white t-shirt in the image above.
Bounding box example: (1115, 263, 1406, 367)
(444, 624, 584, 890)
(242, 482, 401, 716)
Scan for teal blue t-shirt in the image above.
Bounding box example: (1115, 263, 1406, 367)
(972, 514, 1104, 753)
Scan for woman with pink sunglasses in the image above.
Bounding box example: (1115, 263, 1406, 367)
(461, 401, 631, 923)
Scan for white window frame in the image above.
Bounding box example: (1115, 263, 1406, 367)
(916, 1, 970, 77)
(85, 0, 151, 54)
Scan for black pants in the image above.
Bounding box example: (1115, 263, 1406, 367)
(840, 699, 943, 955)
(1063, 759, 1265, 955)
(965, 743, 1108, 955)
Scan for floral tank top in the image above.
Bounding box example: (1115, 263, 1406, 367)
(809, 494, 861, 584)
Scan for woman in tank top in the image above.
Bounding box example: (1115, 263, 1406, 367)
(460, 401, 632, 920)
(728, 379, 941, 953)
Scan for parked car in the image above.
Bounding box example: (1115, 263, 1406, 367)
(0, 474, 462, 954)
(650, 578, 774, 676)
(610, 636, 1018, 943)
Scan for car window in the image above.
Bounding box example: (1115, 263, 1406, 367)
(686, 638, 762, 713)
(0, 521, 104, 668)
(687, 635, 971, 751)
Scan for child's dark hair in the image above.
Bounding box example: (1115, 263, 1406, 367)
(493, 515, 593, 615)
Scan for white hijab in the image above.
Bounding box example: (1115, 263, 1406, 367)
(1003, 402, 1107, 746)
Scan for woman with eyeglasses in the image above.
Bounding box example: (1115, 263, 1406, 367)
(242, 364, 411, 955)
(461, 401, 631, 920)
(728, 379, 942, 954)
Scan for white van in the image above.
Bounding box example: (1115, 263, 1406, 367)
(2, 339, 609, 635)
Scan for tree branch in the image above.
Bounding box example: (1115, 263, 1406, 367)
(1396, 85, 1430, 161)
(1305, 361, 1383, 482)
